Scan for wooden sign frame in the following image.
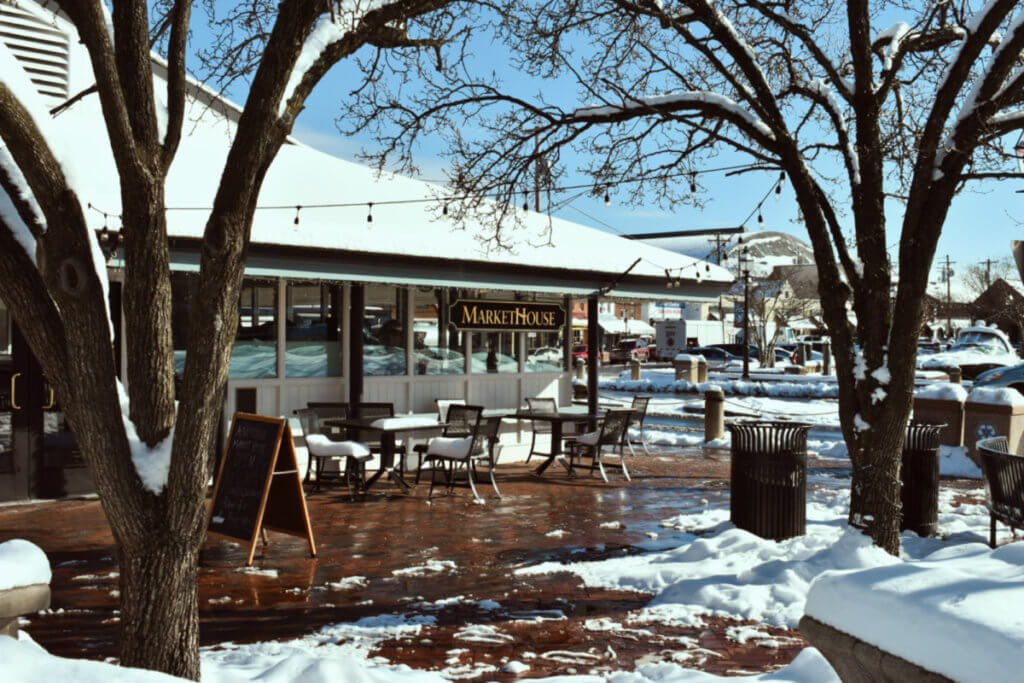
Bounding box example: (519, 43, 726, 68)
(207, 413, 316, 566)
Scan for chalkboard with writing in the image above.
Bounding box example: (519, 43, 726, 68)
(207, 413, 316, 565)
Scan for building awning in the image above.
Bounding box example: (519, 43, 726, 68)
(572, 317, 655, 335)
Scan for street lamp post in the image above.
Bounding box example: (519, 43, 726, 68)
(736, 245, 752, 380)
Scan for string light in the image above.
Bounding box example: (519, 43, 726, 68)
(442, 204, 448, 216)
(757, 210, 764, 224)
(689, 173, 697, 193)
(523, 191, 529, 211)
(293, 205, 301, 228)
(604, 187, 610, 206)
(366, 202, 373, 224)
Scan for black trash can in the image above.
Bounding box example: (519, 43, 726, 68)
(727, 421, 811, 541)
(901, 422, 944, 537)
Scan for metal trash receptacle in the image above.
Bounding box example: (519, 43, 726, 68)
(901, 422, 945, 537)
(727, 421, 811, 541)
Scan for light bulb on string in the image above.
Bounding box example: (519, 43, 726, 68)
(293, 205, 301, 229)
(442, 203, 449, 216)
(367, 202, 373, 224)
(524, 191, 529, 211)
(757, 210, 764, 225)
(604, 188, 610, 207)
(689, 173, 697, 193)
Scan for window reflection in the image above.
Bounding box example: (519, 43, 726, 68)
(413, 288, 464, 375)
(232, 282, 277, 378)
(363, 285, 406, 376)
(286, 283, 341, 377)
(525, 331, 563, 372)
(471, 332, 518, 373)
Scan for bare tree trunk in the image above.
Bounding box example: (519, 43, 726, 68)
(847, 422, 906, 555)
(117, 538, 200, 679)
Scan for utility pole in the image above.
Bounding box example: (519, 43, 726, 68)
(736, 246, 752, 380)
(983, 258, 994, 290)
(944, 255, 954, 335)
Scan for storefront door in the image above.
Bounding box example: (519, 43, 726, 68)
(0, 325, 89, 501)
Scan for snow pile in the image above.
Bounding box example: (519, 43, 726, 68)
(0, 635, 180, 682)
(674, 354, 706, 362)
(518, 491, 898, 630)
(915, 382, 968, 402)
(966, 386, 1024, 407)
(602, 375, 838, 399)
(938, 445, 982, 479)
(117, 382, 174, 494)
(919, 349, 1017, 371)
(805, 542, 1024, 682)
(0, 539, 50, 590)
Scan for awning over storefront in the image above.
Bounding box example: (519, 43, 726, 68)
(571, 317, 655, 336)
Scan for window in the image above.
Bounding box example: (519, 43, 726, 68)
(286, 283, 342, 377)
(170, 272, 198, 380)
(363, 285, 406, 376)
(525, 332, 562, 372)
(471, 332, 518, 373)
(232, 281, 277, 378)
(413, 288, 464, 375)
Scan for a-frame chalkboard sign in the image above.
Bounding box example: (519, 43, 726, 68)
(206, 413, 316, 566)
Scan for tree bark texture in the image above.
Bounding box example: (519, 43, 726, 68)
(117, 539, 200, 678)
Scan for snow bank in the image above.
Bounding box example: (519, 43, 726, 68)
(805, 543, 1024, 683)
(602, 375, 838, 399)
(1, 634, 179, 682)
(966, 386, 1024, 407)
(939, 445, 982, 479)
(919, 349, 1017, 371)
(518, 493, 897, 630)
(0, 539, 50, 591)
(674, 354, 706, 362)
(915, 382, 968, 402)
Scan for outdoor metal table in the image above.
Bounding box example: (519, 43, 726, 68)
(512, 407, 600, 476)
(323, 416, 447, 493)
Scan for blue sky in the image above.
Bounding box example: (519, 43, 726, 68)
(192, 7, 1024, 281)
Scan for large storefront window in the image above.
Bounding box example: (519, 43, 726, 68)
(286, 283, 342, 377)
(233, 281, 277, 378)
(471, 332, 518, 373)
(525, 331, 563, 372)
(171, 272, 197, 379)
(413, 288, 464, 375)
(364, 285, 406, 376)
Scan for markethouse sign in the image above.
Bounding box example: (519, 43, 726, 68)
(448, 299, 566, 332)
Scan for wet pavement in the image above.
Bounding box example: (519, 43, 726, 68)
(1, 446, 857, 679)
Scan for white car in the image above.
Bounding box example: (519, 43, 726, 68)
(918, 326, 1019, 380)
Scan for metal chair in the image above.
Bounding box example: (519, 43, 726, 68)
(295, 408, 370, 497)
(303, 402, 349, 481)
(525, 397, 557, 463)
(435, 398, 467, 422)
(622, 395, 652, 456)
(565, 409, 633, 483)
(416, 403, 476, 485)
(419, 404, 493, 500)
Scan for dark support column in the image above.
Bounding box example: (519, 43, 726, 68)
(349, 284, 364, 406)
(587, 297, 600, 429)
(562, 295, 572, 373)
(11, 325, 43, 499)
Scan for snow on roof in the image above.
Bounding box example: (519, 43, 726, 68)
(10, 6, 731, 288)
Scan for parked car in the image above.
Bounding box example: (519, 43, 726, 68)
(918, 326, 1020, 380)
(609, 338, 650, 364)
(973, 362, 1024, 394)
(710, 343, 758, 360)
(571, 343, 588, 367)
(686, 346, 739, 370)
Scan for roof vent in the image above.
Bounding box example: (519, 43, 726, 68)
(0, 3, 70, 105)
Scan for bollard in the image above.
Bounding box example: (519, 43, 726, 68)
(822, 341, 832, 375)
(704, 388, 725, 441)
(697, 357, 708, 383)
(674, 355, 700, 383)
(947, 367, 962, 384)
(796, 343, 807, 366)
(574, 361, 585, 381)
(629, 359, 642, 380)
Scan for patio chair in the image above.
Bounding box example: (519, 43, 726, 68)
(622, 395, 652, 456)
(295, 408, 371, 497)
(565, 409, 633, 483)
(419, 404, 494, 500)
(435, 398, 467, 422)
(352, 402, 409, 473)
(415, 402, 476, 484)
(303, 402, 350, 481)
(524, 397, 558, 463)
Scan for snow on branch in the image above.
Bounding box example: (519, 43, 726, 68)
(873, 22, 911, 73)
(279, 1, 403, 118)
(573, 91, 775, 141)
